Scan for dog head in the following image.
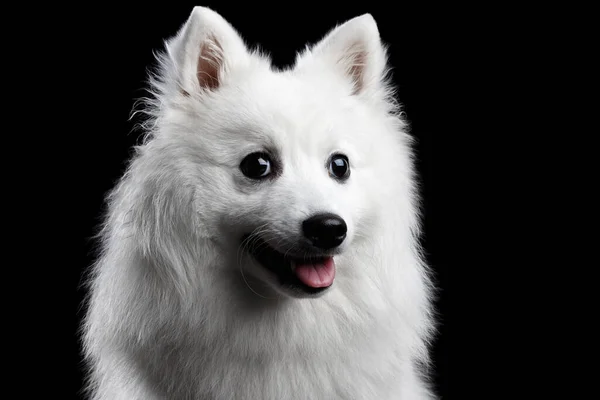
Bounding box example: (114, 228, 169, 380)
(135, 7, 417, 299)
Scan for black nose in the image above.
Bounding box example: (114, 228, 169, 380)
(302, 213, 347, 250)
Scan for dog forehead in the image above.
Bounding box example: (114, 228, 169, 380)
(226, 69, 353, 132)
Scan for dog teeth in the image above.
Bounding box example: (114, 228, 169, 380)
(290, 260, 296, 272)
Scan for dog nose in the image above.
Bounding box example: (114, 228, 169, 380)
(302, 213, 347, 250)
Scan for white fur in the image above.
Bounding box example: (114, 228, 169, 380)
(82, 6, 436, 399)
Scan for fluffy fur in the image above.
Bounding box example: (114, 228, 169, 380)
(82, 6, 436, 399)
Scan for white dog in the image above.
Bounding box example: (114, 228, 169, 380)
(82, 6, 436, 399)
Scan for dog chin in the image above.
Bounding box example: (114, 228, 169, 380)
(242, 235, 337, 299)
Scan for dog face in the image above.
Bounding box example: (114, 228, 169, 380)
(141, 7, 413, 298)
(211, 79, 373, 298)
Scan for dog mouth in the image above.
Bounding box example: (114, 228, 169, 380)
(243, 235, 335, 295)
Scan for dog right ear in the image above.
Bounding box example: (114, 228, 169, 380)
(165, 7, 250, 96)
(293, 14, 388, 100)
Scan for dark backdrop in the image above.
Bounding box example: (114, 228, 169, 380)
(74, 3, 479, 399)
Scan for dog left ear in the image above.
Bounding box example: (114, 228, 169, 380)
(165, 7, 251, 96)
(295, 14, 388, 97)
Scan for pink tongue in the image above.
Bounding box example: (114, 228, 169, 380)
(293, 257, 335, 288)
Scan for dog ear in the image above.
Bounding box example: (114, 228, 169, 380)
(295, 14, 388, 97)
(166, 7, 250, 95)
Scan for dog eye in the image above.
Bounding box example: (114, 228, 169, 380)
(328, 154, 350, 180)
(240, 152, 272, 179)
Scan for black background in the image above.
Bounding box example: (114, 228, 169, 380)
(72, 2, 494, 399)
